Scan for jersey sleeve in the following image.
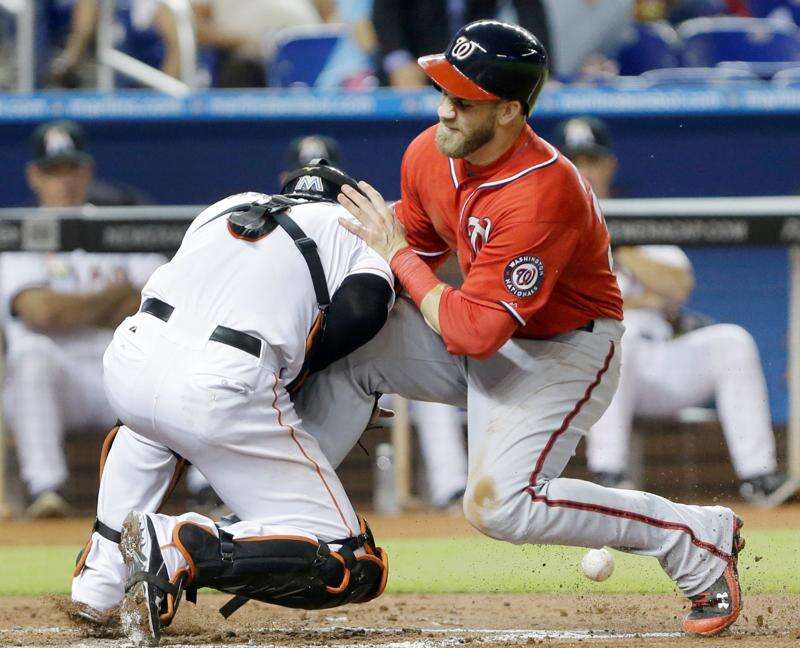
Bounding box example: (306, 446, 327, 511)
(335, 218, 396, 310)
(457, 215, 581, 327)
(396, 143, 450, 265)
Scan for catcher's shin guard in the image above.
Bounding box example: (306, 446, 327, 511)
(173, 517, 388, 617)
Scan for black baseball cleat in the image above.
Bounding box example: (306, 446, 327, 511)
(682, 515, 745, 637)
(119, 511, 187, 646)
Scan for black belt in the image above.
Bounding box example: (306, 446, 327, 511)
(140, 297, 262, 359)
(577, 320, 595, 333)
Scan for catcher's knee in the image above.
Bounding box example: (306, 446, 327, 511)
(174, 516, 388, 617)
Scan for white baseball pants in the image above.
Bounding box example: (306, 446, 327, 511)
(295, 298, 737, 597)
(72, 309, 360, 611)
(588, 323, 778, 479)
(4, 333, 115, 496)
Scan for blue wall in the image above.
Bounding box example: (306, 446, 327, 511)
(684, 247, 789, 424)
(4, 112, 800, 206)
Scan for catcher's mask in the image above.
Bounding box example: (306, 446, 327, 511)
(280, 158, 365, 203)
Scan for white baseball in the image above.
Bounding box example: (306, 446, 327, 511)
(581, 548, 615, 582)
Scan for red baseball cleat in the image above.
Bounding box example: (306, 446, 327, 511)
(682, 516, 745, 637)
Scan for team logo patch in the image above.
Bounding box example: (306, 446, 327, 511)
(503, 255, 544, 298)
(450, 36, 487, 61)
(467, 216, 492, 254)
(294, 174, 324, 193)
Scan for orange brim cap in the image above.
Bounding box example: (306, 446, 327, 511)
(417, 54, 499, 101)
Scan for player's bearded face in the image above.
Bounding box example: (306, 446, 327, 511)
(435, 98, 499, 158)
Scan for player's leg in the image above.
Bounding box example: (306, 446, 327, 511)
(461, 320, 741, 633)
(71, 424, 179, 617)
(410, 401, 467, 507)
(118, 507, 387, 644)
(645, 325, 778, 479)
(585, 330, 646, 482)
(640, 324, 792, 505)
(60, 342, 118, 434)
(295, 297, 468, 467)
(114, 355, 387, 643)
(175, 371, 364, 541)
(3, 334, 70, 515)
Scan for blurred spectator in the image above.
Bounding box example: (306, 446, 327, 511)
(372, 0, 550, 88)
(281, 134, 342, 184)
(555, 116, 796, 507)
(25, 120, 150, 207)
(316, 0, 379, 89)
(636, 0, 745, 24)
(50, 0, 99, 88)
(190, 0, 324, 86)
(543, 0, 633, 79)
(5, 120, 164, 517)
(48, 0, 328, 88)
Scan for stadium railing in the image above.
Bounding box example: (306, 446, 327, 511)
(0, 197, 798, 512)
(96, 0, 198, 96)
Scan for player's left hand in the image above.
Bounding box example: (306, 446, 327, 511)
(338, 181, 409, 263)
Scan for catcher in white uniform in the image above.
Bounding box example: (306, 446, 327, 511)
(553, 116, 794, 507)
(71, 162, 392, 644)
(184, 135, 468, 512)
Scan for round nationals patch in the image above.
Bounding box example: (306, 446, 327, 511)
(503, 255, 544, 298)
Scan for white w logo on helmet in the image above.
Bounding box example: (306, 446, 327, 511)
(294, 175, 325, 193)
(450, 36, 486, 60)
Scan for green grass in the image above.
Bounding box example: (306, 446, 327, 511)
(2, 530, 798, 597)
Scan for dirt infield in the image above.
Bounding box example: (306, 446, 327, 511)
(2, 507, 798, 646)
(0, 592, 798, 647)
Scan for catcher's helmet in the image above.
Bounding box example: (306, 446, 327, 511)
(418, 20, 548, 115)
(280, 158, 363, 203)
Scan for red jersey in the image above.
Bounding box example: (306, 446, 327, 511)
(395, 123, 622, 358)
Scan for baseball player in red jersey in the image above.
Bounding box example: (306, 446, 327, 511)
(297, 20, 745, 637)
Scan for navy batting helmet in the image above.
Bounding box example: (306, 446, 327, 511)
(418, 20, 549, 115)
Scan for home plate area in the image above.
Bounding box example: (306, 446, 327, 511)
(1, 592, 798, 648)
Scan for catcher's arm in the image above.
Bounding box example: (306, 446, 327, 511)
(307, 272, 393, 374)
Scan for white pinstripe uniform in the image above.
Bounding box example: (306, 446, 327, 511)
(1, 251, 164, 498)
(588, 245, 779, 480)
(71, 193, 394, 611)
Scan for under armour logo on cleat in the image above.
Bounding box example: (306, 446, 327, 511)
(716, 593, 729, 610)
